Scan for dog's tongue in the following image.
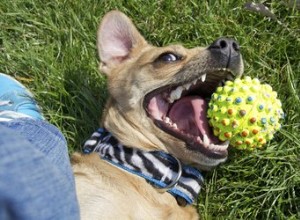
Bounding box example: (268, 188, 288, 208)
(168, 96, 218, 143)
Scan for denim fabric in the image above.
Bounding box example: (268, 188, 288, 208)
(0, 118, 79, 220)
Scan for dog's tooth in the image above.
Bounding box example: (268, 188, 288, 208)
(201, 74, 207, 82)
(168, 91, 176, 103)
(172, 123, 178, 129)
(169, 86, 183, 102)
(184, 82, 192, 90)
(196, 136, 202, 143)
(168, 95, 176, 103)
(164, 117, 171, 124)
(164, 117, 172, 125)
(203, 134, 210, 146)
(192, 79, 198, 85)
(208, 144, 219, 151)
(176, 86, 184, 96)
(168, 97, 174, 103)
(210, 144, 227, 151)
(209, 141, 229, 151)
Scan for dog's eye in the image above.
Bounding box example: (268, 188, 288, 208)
(156, 53, 181, 62)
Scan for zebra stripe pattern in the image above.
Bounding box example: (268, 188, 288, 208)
(83, 128, 204, 205)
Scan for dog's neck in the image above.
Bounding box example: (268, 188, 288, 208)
(83, 127, 204, 206)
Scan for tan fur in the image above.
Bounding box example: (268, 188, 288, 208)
(72, 10, 244, 219)
(72, 152, 198, 219)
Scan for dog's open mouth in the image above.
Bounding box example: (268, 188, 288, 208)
(144, 69, 236, 159)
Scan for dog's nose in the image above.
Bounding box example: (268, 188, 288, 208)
(208, 37, 240, 57)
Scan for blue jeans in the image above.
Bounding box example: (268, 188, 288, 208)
(0, 118, 79, 220)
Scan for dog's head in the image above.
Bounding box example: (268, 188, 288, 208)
(97, 11, 244, 170)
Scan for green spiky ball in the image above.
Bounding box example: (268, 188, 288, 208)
(207, 76, 284, 150)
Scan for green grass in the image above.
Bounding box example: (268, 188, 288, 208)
(0, 0, 299, 219)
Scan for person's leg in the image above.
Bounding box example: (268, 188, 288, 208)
(0, 123, 79, 220)
(0, 73, 79, 220)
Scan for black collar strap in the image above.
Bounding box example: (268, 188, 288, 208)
(83, 128, 204, 205)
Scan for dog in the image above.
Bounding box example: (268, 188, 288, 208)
(72, 10, 244, 219)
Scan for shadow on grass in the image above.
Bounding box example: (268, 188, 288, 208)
(61, 67, 107, 153)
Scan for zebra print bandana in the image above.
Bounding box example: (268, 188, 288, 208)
(83, 128, 204, 205)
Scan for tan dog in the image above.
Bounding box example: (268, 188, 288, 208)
(72, 10, 244, 219)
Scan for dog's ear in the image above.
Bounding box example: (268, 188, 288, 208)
(97, 10, 147, 74)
